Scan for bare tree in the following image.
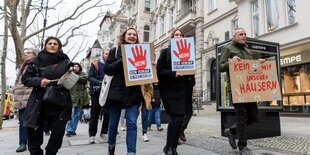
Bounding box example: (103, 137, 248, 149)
(6, 0, 115, 67)
(0, 0, 115, 123)
(0, 0, 9, 129)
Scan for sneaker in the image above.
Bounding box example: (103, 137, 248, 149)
(88, 136, 95, 144)
(16, 144, 27, 152)
(142, 133, 149, 142)
(147, 127, 151, 131)
(98, 134, 108, 143)
(157, 127, 163, 131)
(71, 132, 76, 136)
(224, 128, 237, 149)
(239, 147, 253, 155)
(120, 126, 126, 131)
(179, 132, 186, 142)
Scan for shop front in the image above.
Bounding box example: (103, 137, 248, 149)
(281, 51, 310, 115)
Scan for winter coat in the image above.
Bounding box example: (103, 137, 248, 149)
(156, 47, 195, 115)
(88, 60, 104, 95)
(104, 46, 143, 108)
(21, 49, 72, 128)
(219, 41, 257, 91)
(70, 72, 89, 106)
(13, 62, 33, 109)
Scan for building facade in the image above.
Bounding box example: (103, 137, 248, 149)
(202, 0, 310, 115)
(94, 0, 310, 115)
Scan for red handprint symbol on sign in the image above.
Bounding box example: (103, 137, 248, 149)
(128, 45, 147, 70)
(173, 39, 191, 62)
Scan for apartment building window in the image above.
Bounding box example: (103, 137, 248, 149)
(265, 0, 279, 32)
(143, 25, 150, 42)
(232, 19, 238, 31)
(252, 0, 259, 37)
(145, 0, 151, 12)
(209, 0, 217, 12)
(286, 0, 296, 25)
(169, 9, 174, 29)
(188, 0, 196, 12)
(161, 16, 165, 35)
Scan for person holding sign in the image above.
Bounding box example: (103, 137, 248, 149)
(219, 28, 265, 155)
(104, 28, 144, 155)
(157, 29, 195, 155)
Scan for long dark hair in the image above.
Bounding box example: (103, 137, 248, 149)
(118, 28, 140, 45)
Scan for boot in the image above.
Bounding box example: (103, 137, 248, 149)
(108, 146, 115, 155)
(172, 147, 178, 155)
(163, 146, 173, 155)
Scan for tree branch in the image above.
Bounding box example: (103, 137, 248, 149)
(61, 13, 105, 47)
(71, 36, 87, 62)
(24, 1, 115, 41)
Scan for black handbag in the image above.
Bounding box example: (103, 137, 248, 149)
(43, 85, 68, 107)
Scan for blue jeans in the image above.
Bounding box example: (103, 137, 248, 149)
(66, 105, 82, 132)
(147, 107, 161, 128)
(141, 103, 149, 135)
(108, 105, 139, 154)
(19, 109, 27, 145)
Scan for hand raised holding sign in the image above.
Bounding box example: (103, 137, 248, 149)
(173, 39, 191, 62)
(128, 45, 147, 70)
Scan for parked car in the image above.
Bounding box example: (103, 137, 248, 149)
(2, 93, 15, 120)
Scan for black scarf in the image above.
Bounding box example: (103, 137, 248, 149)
(35, 49, 69, 67)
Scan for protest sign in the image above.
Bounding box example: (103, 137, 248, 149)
(121, 43, 158, 86)
(171, 37, 196, 75)
(229, 60, 282, 103)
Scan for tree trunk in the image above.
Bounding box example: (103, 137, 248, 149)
(0, 0, 9, 129)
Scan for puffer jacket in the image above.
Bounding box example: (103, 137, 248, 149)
(13, 62, 33, 109)
(13, 81, 33, 109)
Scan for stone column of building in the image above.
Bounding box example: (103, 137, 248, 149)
(194, 0, 205, 97)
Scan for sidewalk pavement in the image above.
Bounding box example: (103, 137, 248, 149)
(0, 117, 219, 155)
(1, 104, 310, 155)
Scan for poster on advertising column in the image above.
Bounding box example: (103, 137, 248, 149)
(121, 43, 158, 87)
(171, 37, 196, 75)
(229, 60, 282, 103)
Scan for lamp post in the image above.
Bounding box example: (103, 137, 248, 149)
(40, 0, 49, 49)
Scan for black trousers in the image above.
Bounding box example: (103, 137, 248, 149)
(166, 115, 184, 148)
(180, 81, 194, 133)
(180, 110, 192, 133)
(89, 93, 109, 136)
(228, 92, 258, 150)
(27, 116, 67, 155)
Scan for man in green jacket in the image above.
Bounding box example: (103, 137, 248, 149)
(219, 28, 265, 155)
(65, 62, 89, 136)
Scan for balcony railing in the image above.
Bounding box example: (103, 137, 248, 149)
(178, 9, 196, 20)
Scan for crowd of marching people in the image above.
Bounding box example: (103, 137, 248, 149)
(12, 27, 259, 155)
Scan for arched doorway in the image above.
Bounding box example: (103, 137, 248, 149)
(210, 59, 216, 101)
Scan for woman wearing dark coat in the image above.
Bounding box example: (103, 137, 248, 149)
(22, 36, 72, 155)
(157, 29, 195, 155)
